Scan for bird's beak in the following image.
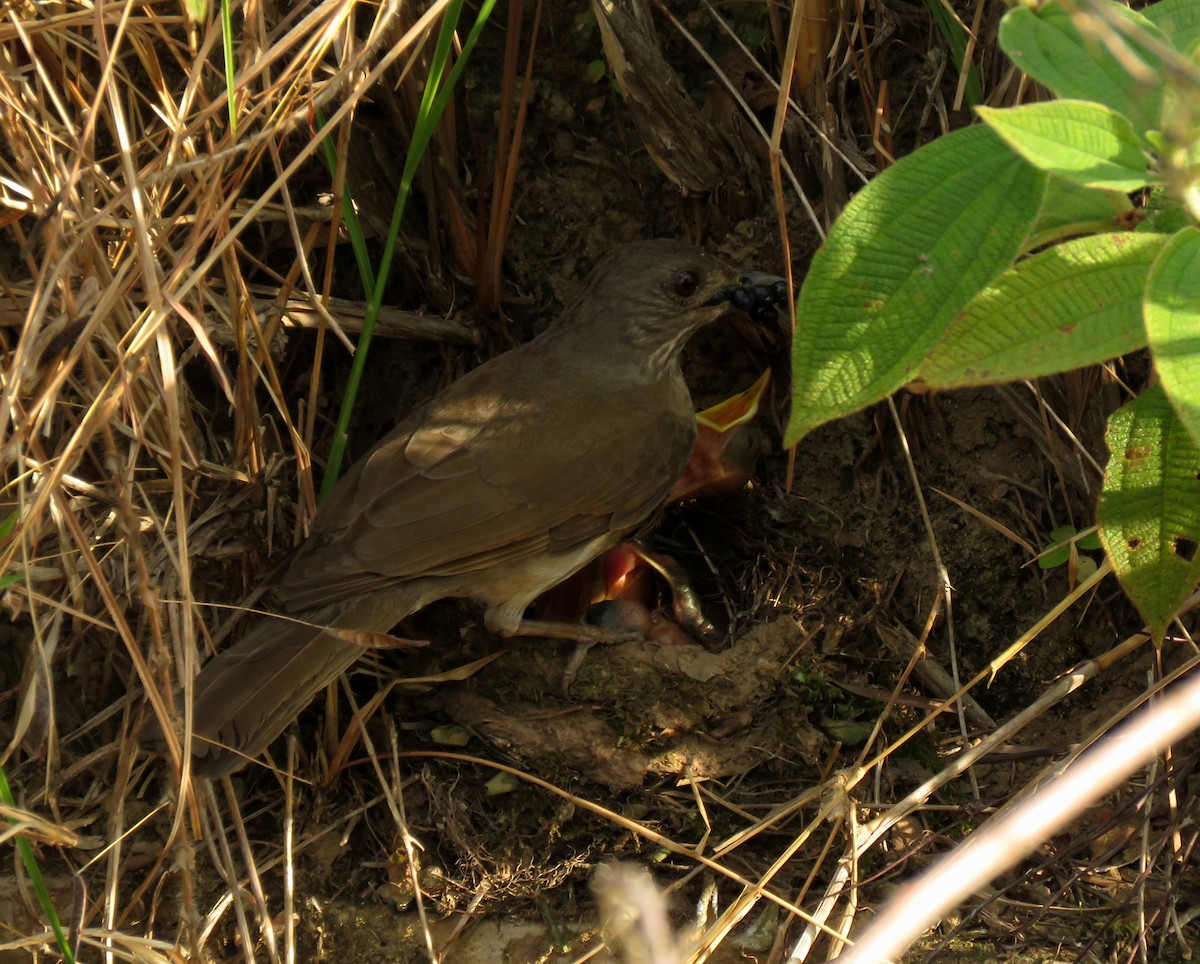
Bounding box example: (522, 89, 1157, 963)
(705, 272, 789, 324)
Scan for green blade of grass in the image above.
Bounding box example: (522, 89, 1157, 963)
(315, 106, 375, 296)
(221, 0, 236, 138)
(318, 0, 500, 501)
(924, 0, 983, 107)
(0, 763, 76, 963)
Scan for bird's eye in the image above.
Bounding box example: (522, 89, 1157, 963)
(671, 269, 701, 299)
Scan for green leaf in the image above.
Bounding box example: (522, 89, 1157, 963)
(785, 125, 1045, 444)
(1038, 546, 1069, 570)
(485, 772, 521, 796)
(1146, 227, 1200, 447)
(999, 1, 1168, 132)
(1039, 525, 1078, 569)
(920, 232, 1165, 388)
(429, 725, 472, 747)
(1027, 175, 1133, 249)
(820, 717, 875, 745)
(1143, 0, 1200, 53)
(1098, 385, 1200, 640)
(977, 101, 1150, 192)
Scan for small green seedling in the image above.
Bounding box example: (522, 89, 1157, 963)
(1039, 525, 1104, 586)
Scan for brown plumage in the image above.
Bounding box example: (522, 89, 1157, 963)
(165, 239, 780, 776)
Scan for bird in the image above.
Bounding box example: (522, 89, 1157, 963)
(158, 239, 784, 777)
(534, 370, 775, 648)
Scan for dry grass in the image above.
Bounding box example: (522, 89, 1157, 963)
(0, 0, 474, 956)
(1, 0, 1196, 961)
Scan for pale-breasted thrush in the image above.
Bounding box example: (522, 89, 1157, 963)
(160, 239, 783, 776)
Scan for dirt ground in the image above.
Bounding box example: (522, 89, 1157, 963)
(1, 1, 1192, 962)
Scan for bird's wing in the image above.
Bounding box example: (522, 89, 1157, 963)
(274, 361, 695, 612)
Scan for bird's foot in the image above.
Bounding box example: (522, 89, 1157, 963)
(560, 640, 595, 698)
(508, 617, 644, 698)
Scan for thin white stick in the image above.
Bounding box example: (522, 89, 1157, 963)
(840, 660, 1200, 963)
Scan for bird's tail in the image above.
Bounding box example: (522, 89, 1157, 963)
(147, 595, 409, 778)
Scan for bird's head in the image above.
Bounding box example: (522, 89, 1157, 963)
(560, 239, 786, 377)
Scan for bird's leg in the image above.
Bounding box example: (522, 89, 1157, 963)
(507, 617, 643, 661)
(514, 540, 725, 695)
(507, 618, 644, 697)
(506, 618, 643, 644)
